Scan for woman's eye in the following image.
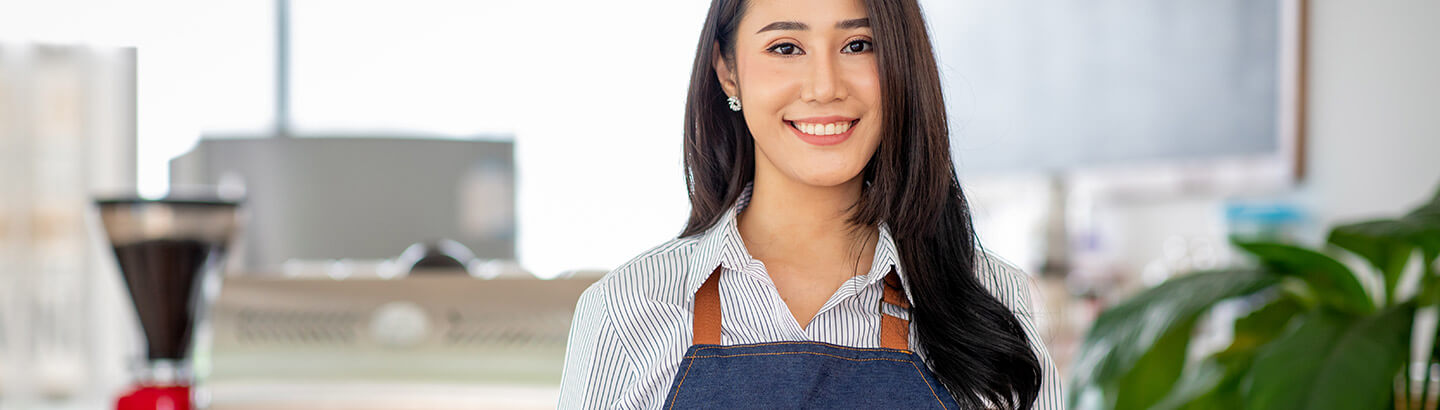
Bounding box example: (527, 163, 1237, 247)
(843, 39, 873, 54)
(767, 43, 803, 56)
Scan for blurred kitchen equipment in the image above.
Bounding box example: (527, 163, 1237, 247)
(96, 195, 241, 410)
(170, 137, 515, 273)
(200, 273, 596, 409)
(398, 239, 475, 274)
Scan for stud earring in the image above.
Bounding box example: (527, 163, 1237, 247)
(726, 96, 742, 112)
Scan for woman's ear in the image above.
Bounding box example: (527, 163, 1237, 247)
(712, 44, 740, 98)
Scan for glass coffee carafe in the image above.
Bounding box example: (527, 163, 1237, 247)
(96, 196, 239, 410)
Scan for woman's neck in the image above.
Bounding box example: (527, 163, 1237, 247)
(737, 165, 876, 280)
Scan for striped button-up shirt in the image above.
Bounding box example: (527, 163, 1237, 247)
(559, 187, 1064, 409)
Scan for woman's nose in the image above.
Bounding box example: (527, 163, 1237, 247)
(801, 52, 846, 103)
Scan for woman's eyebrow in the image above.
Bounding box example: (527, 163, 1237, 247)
(756, 21, 807, 33)
(836, 18, 870, 30)
(755, 18, 871, 34)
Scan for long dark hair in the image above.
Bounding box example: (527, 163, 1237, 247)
(679, 0, 1042, 408)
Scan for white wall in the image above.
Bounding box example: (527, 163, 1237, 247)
(1300, 0, 1440, 225)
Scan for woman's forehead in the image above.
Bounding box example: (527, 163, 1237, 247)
(739, 0, 870, 30)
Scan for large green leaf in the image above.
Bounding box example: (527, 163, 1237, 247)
(1408, 183, 1440, 262)
(1234, 241, 1375, 314)
(1245, 304, 1416, 410)
(1404, 191, 1440, 299)
(1329, 221, 1415, 304)
(1155, 359, 1241, 410)
(1152, 295, 1302, 410)
(1218, 296, 1304, 359)
(1328, 183, 1440, 305)
(1068, 269, 1277, 410)
(1114, 316, 1196, 410)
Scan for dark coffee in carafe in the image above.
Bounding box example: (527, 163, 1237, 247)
(110, 238, 223, 360)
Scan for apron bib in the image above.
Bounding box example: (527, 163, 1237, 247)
(662, 267, 961, 408)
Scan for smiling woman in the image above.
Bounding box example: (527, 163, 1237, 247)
(559, 0, 1063, 408)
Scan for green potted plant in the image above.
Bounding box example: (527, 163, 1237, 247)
(1069, 184, 1440, 410)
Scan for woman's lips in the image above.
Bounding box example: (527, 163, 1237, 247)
(786, 117, 860, 146)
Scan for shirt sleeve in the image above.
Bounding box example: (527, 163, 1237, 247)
(558, 280, 636, 409)
(1014, 285, 1065, 410)
(978, 255, 1066, 410)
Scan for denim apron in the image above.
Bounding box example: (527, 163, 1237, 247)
(662, 267, 961, 408)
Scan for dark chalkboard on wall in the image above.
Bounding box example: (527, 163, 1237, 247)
(924, 0, 1304, 179)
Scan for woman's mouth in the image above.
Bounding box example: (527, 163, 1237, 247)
(786, 117, 860, 146)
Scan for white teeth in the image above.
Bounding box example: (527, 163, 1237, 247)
(794, 121, 852, 136)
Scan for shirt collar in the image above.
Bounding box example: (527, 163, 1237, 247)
(683, 183, 912, 302)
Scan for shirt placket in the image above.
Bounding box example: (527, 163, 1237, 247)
(804, 275, 875, 341)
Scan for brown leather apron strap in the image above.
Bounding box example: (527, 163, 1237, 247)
(881, 268, 911, 309)
(692, 266, 724, 345)
(879, 268, 912, 350)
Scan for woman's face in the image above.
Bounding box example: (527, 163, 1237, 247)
(716, 0, 883, 188)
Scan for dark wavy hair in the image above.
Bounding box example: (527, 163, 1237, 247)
(678, 0, 1042, 408)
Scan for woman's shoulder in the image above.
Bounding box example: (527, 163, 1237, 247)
(974, 250, 1042, 316)
(581, 236, 704, 305)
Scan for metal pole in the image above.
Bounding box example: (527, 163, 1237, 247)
(275, 0, 291, 138)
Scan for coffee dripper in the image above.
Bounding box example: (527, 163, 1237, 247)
(96, 196, 239, 410)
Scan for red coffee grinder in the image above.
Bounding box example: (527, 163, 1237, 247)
(96, 196, 240, 410)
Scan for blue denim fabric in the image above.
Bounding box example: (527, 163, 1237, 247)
(662, 341, 960, 409)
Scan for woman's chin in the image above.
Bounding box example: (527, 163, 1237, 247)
(787, 166, 866, 188)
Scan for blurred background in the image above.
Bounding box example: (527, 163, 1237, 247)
(0, 0, 1437, 408)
